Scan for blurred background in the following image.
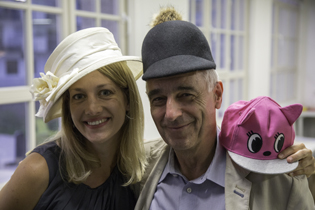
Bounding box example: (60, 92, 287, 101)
(0, 0, 314, 187)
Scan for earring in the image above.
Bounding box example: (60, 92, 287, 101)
(126, 112, 132, 120)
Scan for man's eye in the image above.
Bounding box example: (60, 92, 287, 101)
(179, 93, 193, 98)
(100, 90, 112, 96)
(151, 97, 165, 105)
(182, 93, 192, 97)
(152, 97, 162, 102)
(73, 94, 84, 100)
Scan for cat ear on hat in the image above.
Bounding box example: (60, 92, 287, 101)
(280, 104, 303, 126)
(238, 108, 256, 126)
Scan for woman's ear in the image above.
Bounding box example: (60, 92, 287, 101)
(214, 81, 223, 109)
(124, 88, 130, 111)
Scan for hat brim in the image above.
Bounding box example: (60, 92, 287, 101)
(228, 151, 298, 174)
(142, 55, 216, 80)
(42, 56, 142, 123)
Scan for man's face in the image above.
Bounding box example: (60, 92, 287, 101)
(146, 71, 223, 152)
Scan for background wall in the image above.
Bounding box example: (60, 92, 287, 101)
(301, 0, 315, 108)
(247, 0, 272, 99)
(300, 0, 315, 137)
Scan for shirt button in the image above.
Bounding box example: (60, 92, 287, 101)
(173, 174, 178, 177)
(186, 188, 192, 193)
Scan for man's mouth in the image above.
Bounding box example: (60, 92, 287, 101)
(166, 123, 190, 130)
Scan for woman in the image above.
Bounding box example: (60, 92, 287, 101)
(0, 27, 146, 209)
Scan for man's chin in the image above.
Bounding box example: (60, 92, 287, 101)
(164, 136, 192, 149)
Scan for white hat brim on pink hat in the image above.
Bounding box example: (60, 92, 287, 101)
(228, 151, 298, 174)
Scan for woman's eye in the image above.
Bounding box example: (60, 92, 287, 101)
(100, 90, 112, 96)
(73, 94, 84, 100)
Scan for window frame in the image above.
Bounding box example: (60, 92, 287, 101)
(189, 0, 249, 123)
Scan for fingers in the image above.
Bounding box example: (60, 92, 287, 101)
(288, 160, 315, 177)
(278, 143, 306, 160)
(279, 143, 315, 177)
(290, 147, 312, 163)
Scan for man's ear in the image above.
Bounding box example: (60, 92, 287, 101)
(214, 81, 223, 109)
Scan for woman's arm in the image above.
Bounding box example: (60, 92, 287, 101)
(0, 152, 49, 210)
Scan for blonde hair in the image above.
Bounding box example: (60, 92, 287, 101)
(42, 62, 145, 185)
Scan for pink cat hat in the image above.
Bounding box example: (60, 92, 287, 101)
(219, 96, 303, 174)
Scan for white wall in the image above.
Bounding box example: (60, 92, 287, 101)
(299, 0, 315, 138)
(247, 0, 273, 99)
(300, 0, 315, 108)
(128, 0, 189, 140)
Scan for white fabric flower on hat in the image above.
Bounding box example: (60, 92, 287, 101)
(30, 71, 59, 107)
(30, 68, 80, 118)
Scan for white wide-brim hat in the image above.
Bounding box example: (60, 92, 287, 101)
(30, 27, 143, 122)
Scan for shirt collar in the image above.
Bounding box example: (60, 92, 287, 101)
(159, 127, 226, 187)
(158, 147, 181, 183)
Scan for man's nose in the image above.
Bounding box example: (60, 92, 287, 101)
(165, 98, 182, 121)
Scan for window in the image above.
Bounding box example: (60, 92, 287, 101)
(270, 0, 300, 102)
(0, 102, 26, 184)
(6, 60, 18, 74)
(0, 7, 25, 87)
(75, 0, 123, 46)
(190, 0, 248, 121)
(0, 0, 128, 185)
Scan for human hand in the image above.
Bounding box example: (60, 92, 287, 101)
(278, 143, 315, 177)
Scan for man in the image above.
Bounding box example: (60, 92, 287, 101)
(135, 8, 315, 210)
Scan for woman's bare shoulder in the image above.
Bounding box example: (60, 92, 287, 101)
(0, 152, 49, 210)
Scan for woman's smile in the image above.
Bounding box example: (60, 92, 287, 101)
(69, 71, 128, 144)
(85, 118, 110, 128)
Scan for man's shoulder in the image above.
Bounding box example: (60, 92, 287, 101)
(143, 137, 165, 146)
(144, 137, 166, 146)
(139, 138, 169, 191)
(143, 138, 168, 156)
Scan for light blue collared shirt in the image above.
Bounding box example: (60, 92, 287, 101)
(149, 127, 226, 210)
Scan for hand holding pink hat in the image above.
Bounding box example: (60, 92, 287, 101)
(219, 96, 303, 174)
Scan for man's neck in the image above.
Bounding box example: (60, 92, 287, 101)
(174, 139, 217, 181)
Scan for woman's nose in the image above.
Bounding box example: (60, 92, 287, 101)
(85, 97, 102, 115)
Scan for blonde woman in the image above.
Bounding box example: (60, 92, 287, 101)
(0, 27, 146, 210)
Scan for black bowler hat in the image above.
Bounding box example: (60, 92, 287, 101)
(141, 20, 216, 80)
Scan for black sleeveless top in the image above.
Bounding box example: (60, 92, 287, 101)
(32, 141, 136, 210)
